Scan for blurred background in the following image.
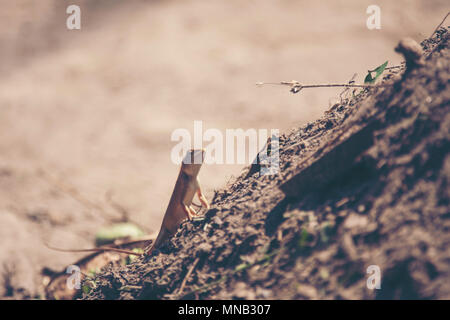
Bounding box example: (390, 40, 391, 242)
(0, 0, 448, 298)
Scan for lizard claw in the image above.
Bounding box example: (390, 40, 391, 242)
(197, 189, 210, 210)
(183, 204, 195, 220)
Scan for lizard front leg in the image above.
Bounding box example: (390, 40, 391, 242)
(196, 187, 210, 210)
(182, 203, 197, 220)
(183, 189, 209, 219)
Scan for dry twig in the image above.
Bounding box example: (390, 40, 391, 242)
(177, 257, 200, 295)
(256, 80, 390, 94)
(429, 11, 449, 38)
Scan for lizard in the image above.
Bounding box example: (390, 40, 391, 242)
(146, 148, 209, 254)
(45, 149, 209, 257)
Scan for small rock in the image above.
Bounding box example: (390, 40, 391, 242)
(244, 225, 258, 235)
(197, 242, 213, 255)
(344, 213, 369, 229)
(212, 216, 223, 226)
(316, 246, 338, 263)
(296, 284, 318, 299)
(336, 198, 349, 208)
(341, 233, 358, 260)
(255, 287, 271, 298)
(232, 282, 255, 299)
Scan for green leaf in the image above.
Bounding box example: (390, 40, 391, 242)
(364, 61, 388, 84)
(364, 73, 374, 84)
(373, 60, 388, 79)
(320, 221, 335, 244)
(125, 248, 145, 264)
(298, 228, 312, 248)
(235, 263, 249, 272)
(82, 285, 91, 294)
(320, 268, 330, 280)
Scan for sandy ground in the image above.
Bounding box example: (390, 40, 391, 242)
(0, 0, 448, 298)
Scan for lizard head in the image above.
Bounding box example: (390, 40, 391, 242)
(181, 149, 205, 176)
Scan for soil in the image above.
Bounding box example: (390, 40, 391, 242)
(0, 1, 448, 300)
(81, 29, 450, 300)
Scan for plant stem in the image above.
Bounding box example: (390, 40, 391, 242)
(257, 82, 391, 89)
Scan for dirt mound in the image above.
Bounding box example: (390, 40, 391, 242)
(82, 28, 449, 300)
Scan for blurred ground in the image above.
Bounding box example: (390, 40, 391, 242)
(0, 0, 448, 298)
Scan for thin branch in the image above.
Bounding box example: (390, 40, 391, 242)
(295, 83, 384, 89)
(256, 81, 391, 94)
(384, 65, 403, 70)
(177, 257, 200, 295)
(370, 65, 402, 72)
(257, 81, 388, 89)
(429, 11, 449, 38)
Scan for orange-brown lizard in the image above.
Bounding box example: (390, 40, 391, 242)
(146, 148, 209, 254)
(45, 149, 209, 257)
